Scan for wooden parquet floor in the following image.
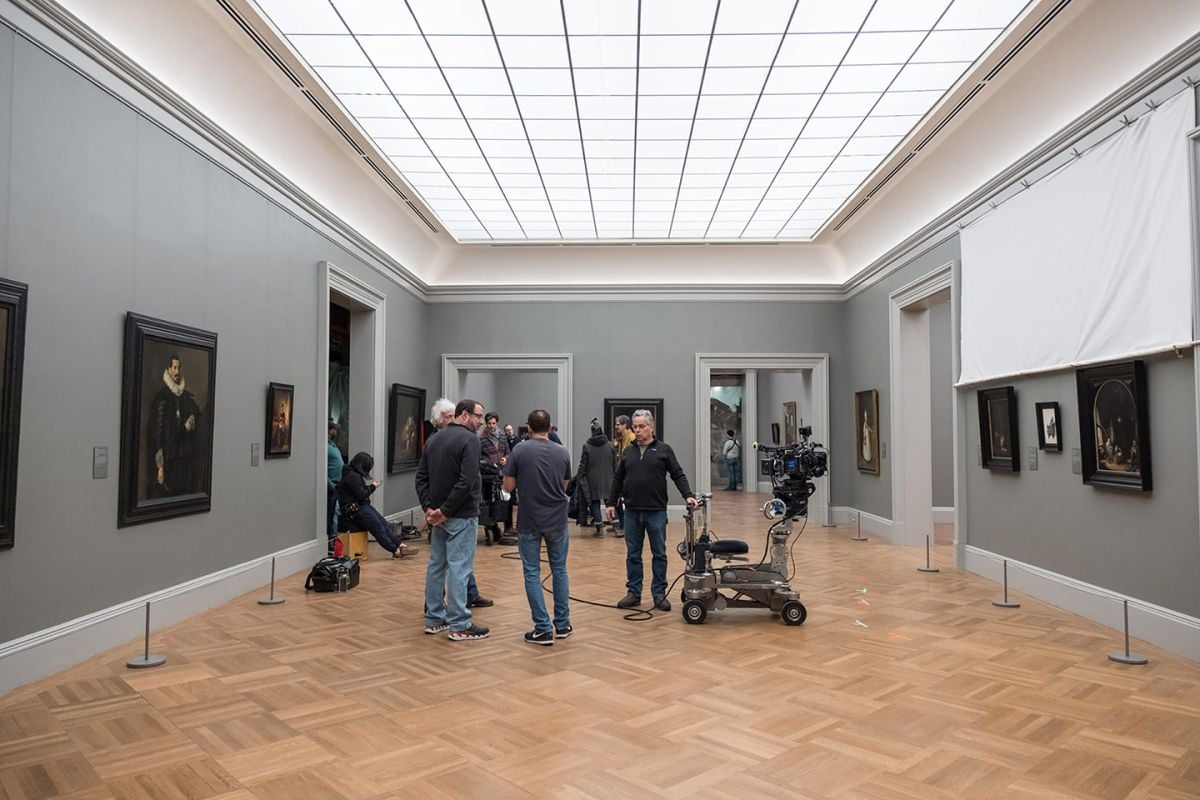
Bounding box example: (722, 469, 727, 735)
(3, 492, 1199, 799)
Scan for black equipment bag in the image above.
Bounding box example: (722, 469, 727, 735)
(304, 556, 360, 592)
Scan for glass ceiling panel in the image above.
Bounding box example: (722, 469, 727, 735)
(253, 0, 1030, 241)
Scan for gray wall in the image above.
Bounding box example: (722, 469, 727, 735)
(963, 353, 1200, 616)
(837, 236, 962, 519)
(459, 369, 559, 430)
(929, 301, 954, 507)
(0, 30, 431, 641)
(428, 301, 848, 505)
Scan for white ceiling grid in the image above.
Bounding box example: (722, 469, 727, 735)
(253, 0, 1030, 242)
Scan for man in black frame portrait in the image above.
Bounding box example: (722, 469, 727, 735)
(149, 353, 203, 497)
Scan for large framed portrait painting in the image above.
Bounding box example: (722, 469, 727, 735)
(388, 383, 426, 473)
(265, 382, 294, 458)
(604, 398, 664, 441)
(1076, 360, 1151, 491)
(119, 313, 217, 527)
(977, 386, 1019, 472)
(0, 279, 29, 549)
(854, 389, 880, 475)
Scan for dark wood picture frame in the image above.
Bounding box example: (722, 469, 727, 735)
(1076, 360, 1151, 491)
(265, 382, 294, 458)
(604, 398, 664, 442)
(1035, 401, 1062, 452)
(854, 389, 880, 475)
(119, 313, 217, 527)
(977, 386, 1019, 471)
(0, 278, 29, 550)
(782, 400, 797, 445)
(387, 382, 426, 473)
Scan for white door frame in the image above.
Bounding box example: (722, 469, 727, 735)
(695, 354, 831, 518)
(889, 262, 953, 549)
(318, 261, 386, 539)
(441, 354, 574, 453)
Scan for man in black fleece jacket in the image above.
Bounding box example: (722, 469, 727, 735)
(416, 399, 489, 641)
(605, 409, 697, 612)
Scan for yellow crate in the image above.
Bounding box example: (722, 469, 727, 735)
(336, 531, 369, 561)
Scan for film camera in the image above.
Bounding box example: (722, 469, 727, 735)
(755, 426, 829, 520)
(676, 428, 828, 627)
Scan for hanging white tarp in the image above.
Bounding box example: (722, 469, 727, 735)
(959, 90, 1194, 385)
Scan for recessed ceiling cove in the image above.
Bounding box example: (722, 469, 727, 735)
(251, 0, 1031, 243)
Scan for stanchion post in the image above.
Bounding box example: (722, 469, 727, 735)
(850, 511, 867, 542)
(258, 556, 286, 606)
(992, 559, 1020, 608)
(1107, 599, 1148, 665)
(126, 601, 166, 669)
(917, 533, 940, 573)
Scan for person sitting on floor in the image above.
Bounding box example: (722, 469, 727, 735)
(337, 452, 417, 559)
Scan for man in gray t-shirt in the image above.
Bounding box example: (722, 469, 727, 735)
(503, 409, 573, 645)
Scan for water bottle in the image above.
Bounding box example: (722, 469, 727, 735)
(337, 569, 348, 592)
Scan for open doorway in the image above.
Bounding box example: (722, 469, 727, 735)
(710, 375, 744, 490)
(318, 263, 385, 541)
(889, 264, 954, 550)
(442, 354, 574, 452)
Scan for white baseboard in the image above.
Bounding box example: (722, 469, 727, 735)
(831, 506, 896, 542)
(964, 546, 1200, 662)
(0, 539, 323, 694)
(932, 506, 955, 524)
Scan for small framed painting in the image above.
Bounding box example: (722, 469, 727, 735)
(388, 383, 426, 473)
(1035, 402, 1061, 452)
(265, 382, 294, 458)
(977, 386, 1019, 472)
(0, 278, 29, 549)
(854, 389, 880, 475)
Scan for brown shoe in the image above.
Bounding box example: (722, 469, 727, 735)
(393, 543, 419, 558)
(616, 593, 642, 609)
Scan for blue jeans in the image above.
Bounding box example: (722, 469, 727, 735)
(518, 526, 570, 634)
(350, 505, 399, 554)
(424, 516, 477, 630)
(725, 457, 740, 490)
(625, 509, 668, 598)
(589, 499, 603, 526)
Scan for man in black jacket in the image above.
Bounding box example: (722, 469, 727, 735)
(605, 409, 697, 611)
(416, 399, 489, 641)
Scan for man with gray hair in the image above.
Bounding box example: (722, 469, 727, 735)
(606, 409, 697, 611)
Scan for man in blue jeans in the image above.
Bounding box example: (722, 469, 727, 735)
(416, 399, 489, 641)
(606, 409, 698, 612)
(504, 409, 573, 645)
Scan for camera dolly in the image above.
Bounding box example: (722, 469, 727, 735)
(677, 495, 807, 626)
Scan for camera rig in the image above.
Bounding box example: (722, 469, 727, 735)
(677, 428, 828, 626)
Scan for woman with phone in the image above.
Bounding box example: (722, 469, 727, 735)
(337, 452, 416, 558)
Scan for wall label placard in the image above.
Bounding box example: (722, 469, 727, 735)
(92, 447, 108, 479)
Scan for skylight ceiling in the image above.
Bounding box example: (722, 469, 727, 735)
(252, 0, 1031, 243)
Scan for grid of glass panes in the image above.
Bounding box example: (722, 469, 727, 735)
(253, 0, 1028, 241)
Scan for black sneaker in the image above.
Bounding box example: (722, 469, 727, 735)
(555, 625, 573, 639)
(592, 529, 604, 538)
(448, 624, 490, 641)
(467, 596, 494, 608)
(616, 593, 642, 609)
(424, 622, 449, 635)
(653, 595, 672, 612)
(523, 629, 554, 646)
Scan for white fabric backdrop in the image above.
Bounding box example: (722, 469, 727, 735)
(960, 90, 1194, 385)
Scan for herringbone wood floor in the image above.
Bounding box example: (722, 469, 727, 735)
(2, 492, 1199, 799)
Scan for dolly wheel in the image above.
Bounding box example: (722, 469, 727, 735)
(781, 601, 807, 626)
(682, 601, 707, 625)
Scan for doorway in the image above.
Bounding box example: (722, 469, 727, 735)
(442, 354, 574, 451)
(889, 263, 954, 550)
(318, 262, 385, 540)
(710, 375, 745, 489)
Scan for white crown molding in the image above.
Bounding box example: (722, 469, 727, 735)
(424, 284, 847, 304)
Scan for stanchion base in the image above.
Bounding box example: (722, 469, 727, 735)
(1107, 651, 1148, 665)
(126, 654, 166, 669)
(850, 535, 868, 542)
(917, 566, 940, 573)
(257, 598, 286, 606)
(992, 600, 1021, 608)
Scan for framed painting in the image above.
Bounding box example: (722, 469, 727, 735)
(265, 382, 294, 458)
(0, 278, 29, 549)
(388, 383, 426, 473)
(977, 386, 1019, 471)
(783, 400, 797, 445)
(119, 313, 217, 527)
(1076, 360, 1151, 491)
(604, 398, 664, 442)
(854, 389, 880, 475)
(1035, 401, 1062, 452)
